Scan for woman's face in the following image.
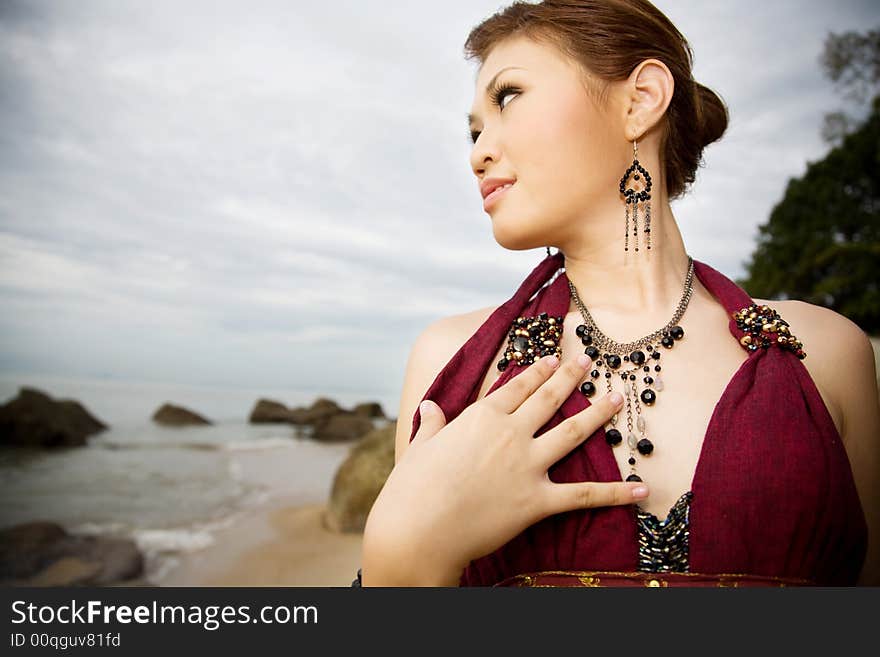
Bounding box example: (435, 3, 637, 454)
(468, 36, 626, 251)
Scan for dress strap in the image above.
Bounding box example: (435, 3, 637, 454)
(692, 259, 756, 344)
(410, 251, 565, 442)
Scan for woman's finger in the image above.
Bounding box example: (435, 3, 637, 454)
(512, 354, 593, 431)
(531, 390, 624, 471)
(411, 399, 447, 445)
(484, 353, 563, 414)
(540, 479, 649, 517)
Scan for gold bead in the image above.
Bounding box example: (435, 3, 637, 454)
(740, 335, 752, 346)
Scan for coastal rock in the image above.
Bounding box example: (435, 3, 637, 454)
(0, 521, 145, 586)
(249, 398, 296, 423)
(0, 387, 107, 448)
(295, 397, 343, 425)
(152, 403, 212, 426)
(324, 423, 395, 532)
(352, 402, 386, 419)
(311, 413, 375, 442)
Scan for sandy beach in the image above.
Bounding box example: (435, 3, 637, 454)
(158, 501, 364, 587)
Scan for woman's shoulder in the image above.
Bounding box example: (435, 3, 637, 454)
(394, 305, 500, 463)
(419, 305, 500, 350)
(758, 297, 877, 440)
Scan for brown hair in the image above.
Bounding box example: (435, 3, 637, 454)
(464, 0, 729, 200)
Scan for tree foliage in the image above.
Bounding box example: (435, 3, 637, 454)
(738, 28, 880, 332)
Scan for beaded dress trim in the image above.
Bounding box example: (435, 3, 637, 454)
(636, 491, 694, 572)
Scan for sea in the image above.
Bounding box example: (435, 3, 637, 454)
(0, 372, 399, 584)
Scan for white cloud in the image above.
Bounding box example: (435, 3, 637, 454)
(0, 0, 875, 404)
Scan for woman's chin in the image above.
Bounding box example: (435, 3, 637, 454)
(491, 225, 545, 252)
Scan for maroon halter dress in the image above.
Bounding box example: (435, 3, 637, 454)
(409, 252, 868, 587)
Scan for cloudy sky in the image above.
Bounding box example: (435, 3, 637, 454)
(0, 0, 876, 411)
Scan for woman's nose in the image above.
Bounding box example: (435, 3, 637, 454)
(470, 130, 500, 178)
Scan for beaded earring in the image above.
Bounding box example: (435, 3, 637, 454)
(619, 139, 653, 253)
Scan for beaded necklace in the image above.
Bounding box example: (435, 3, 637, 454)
(567, 255, 696, 483)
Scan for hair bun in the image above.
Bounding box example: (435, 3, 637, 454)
(694, 81, 729, 149)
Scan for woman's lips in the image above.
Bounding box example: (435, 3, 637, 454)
(483, 182, 514, 211)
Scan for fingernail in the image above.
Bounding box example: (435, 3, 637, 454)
(631, 485, 649, 499)
(577, 353, 591, 368)
(543, 355, 559, 369)
(609, 392, 623, 405)
(420, 400, 433, 415)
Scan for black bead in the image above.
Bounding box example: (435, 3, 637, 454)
(576, 324, 588, 338)
(513, 336, 530, 353)
(634, 174, 640, 180)
(605, 372, 612, 378)
(606, 354, 622, 369)
(585, 346, 600, 360)
(623, 355, 629, 362)
(654, 365, 661, 372)
(629, 374, 635, 381)
(644, 376, 654, 385)
(498, 358, 509, 371)
(661, 336, 674, 348)
(580, 381, 596, 397)
(629, 350, 646, 366)
(640, 389, 657, 405)
(581, 334, 593, 346)
(595, 360, 603, 366)
(637, 438, 654, 455)
(539, 312, 548, 320)
(628, 457, 636, 465)
(643, 366, 650, 372)
(590, 369, 600, 378)
(670, 325, 684, 340)
(651, 351, 661, 360)
(605, 428, 622, 446)
(626, 474, 642, 482)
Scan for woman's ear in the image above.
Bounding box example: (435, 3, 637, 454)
(622, 58, 675, 141)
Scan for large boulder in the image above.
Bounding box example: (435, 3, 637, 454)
(311, 413, 375, 442)
(0, 387, 107, 448)
(152, 403, 212, 426)
(249, 399, 295, 423)
(296, 397, 343, 425)
(324, 423, 395, 533)
(352, 402, 386, 419)
(0, 521, 145, 586)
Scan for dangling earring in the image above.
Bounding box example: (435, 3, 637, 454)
(619, 139, 653, 253)
(546, 246, 552, 256)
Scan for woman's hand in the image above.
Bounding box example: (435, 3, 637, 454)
(361, 353, 649, 585)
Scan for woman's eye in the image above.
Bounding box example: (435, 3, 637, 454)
(494, 86, 519, 111)
(469, 85, 520, 144)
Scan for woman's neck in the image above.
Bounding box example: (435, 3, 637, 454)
(560, 202, 693, 339)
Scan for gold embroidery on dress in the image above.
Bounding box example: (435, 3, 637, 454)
(498, 569, 813, 587)
(732, 303, 806, 359)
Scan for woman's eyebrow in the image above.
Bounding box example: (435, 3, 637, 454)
(467, 66, 527, 128)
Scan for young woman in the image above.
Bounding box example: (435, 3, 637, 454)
(359, 0, 879, 587)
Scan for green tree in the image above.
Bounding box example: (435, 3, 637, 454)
(738, 28, 880, 333)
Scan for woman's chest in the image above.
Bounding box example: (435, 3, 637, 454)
(472, 303, 821, 521)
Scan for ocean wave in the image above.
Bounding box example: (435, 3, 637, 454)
(222, 437, 296, 451)
(98, 441, 222, 451)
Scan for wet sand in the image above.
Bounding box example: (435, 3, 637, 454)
(159, 502, 363, 587)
